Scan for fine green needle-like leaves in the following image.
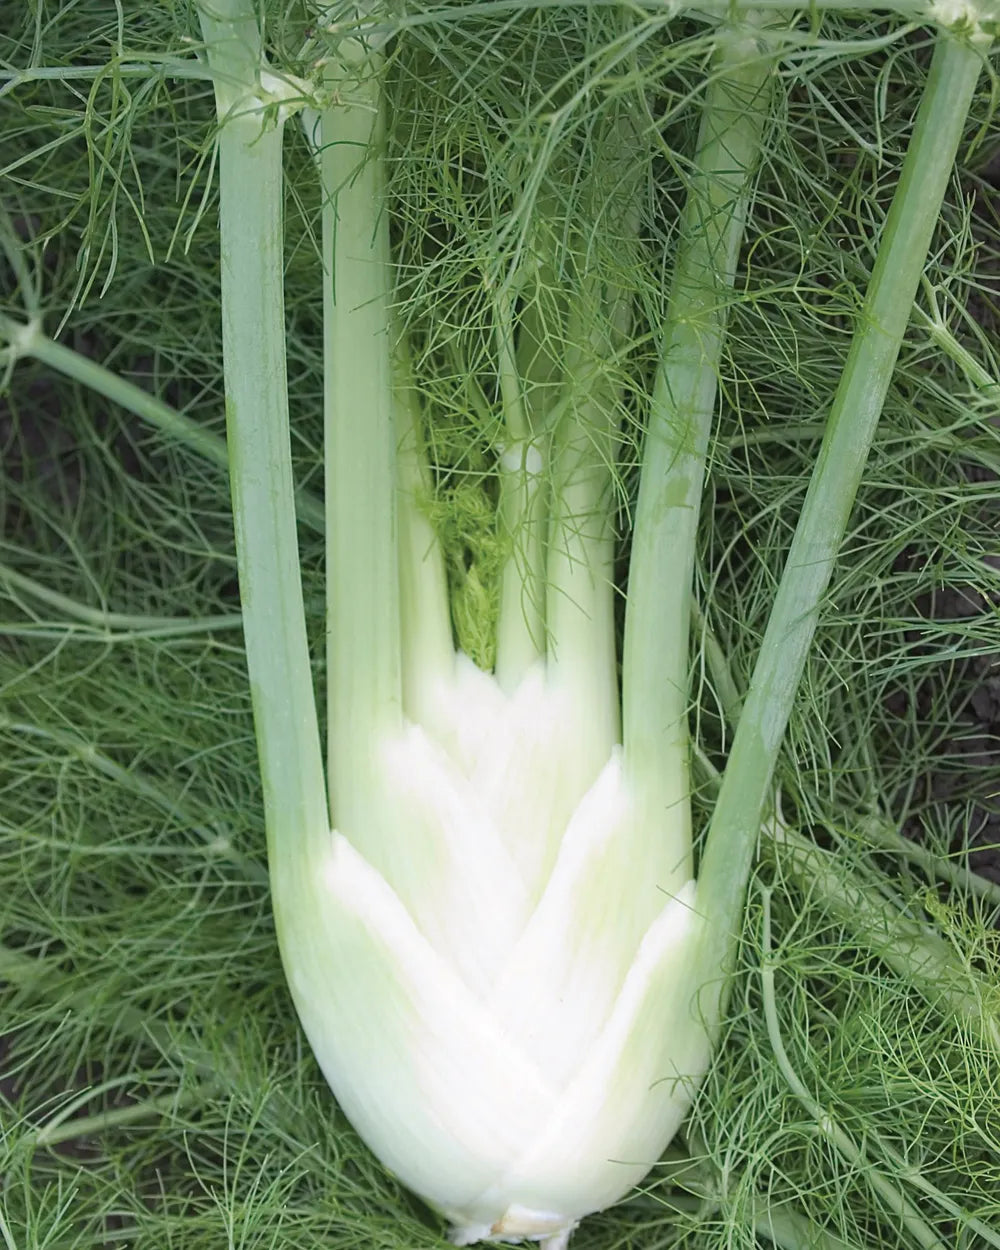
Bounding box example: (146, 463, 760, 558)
(1, 2, 999, 1249)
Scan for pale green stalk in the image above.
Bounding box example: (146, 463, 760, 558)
(750, 1205, 860, 1250)
(497, 136, 634, 705)
(320, 43, 402, 826)
(0, 200, 324, 532)
(495, 434, 548, 686)
(694, 31, 985, 993)
(515, 257, 565, 432)
(495, 275, 548, 688)
(915, 281, 1000, 400)
(375, 0, 949, 28)
(623, 23, 775, 884)
(543, 281, 623, 744)
(495, 262, 567, 690)
(0, 713, 258, 872)
(198, 0, 329, 927)
(394, 352, 456, 720)
(30, 1087, 203, 1147)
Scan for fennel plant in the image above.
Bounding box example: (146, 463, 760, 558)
(0, 2, 998, 1248)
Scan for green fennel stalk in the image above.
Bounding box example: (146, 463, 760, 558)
(691, 28, 987, 999)
(197, 0, 330, 970)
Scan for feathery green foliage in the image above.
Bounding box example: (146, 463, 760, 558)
(1, 1, 999, 1247)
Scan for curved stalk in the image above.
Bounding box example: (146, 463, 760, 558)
(495, 277, 548, 688)
(694, 29, 985, 1006)
(198, 0, 329, 919)
(623, 22, 776, 887)
(320, 43, 402, 826)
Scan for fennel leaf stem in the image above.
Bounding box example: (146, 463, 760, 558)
(320, 49, 403, 824)
(695, 30, 985, 980)
(199, 0, 329, 911)
(623, 23, 776, 885)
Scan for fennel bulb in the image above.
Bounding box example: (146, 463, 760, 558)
(279, 655, 705, 1247)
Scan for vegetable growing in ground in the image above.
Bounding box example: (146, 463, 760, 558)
(195, 0, 992, 1244)
(0, 0, 998, 1247)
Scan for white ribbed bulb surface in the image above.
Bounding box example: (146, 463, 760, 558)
(274, 656, 708, 1247)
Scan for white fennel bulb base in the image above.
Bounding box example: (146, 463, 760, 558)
(273, 660, 707, 1245)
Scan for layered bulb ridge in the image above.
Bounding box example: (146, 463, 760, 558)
(274, 658, 706, 1247)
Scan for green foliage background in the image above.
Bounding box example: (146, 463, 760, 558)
(1, 3, 999, 1247)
